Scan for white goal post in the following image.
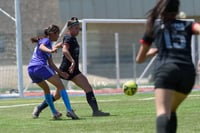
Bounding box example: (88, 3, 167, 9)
(0, 0, 23, 98)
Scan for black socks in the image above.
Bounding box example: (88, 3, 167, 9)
(156, 112, 177, 133)
(156, 114, 169, 133)
(86, 91, 99, 112)
(169, 112, 177, 133)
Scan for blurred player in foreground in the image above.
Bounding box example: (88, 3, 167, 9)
(136, 0, 200, 132)
(28, 25, 79, 120)
(32, 17, 110, 118)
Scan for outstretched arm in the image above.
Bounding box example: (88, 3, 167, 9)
(39, 44, 57, 53)
(48, 57, 68, 79)
(54, 42, 63, 49)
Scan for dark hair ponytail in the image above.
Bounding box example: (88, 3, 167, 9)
(30, 25, 60, 43)
(146, 0, 179, 35)
(30, 30, 46, 43)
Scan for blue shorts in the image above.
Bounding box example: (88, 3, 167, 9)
(28, 65, 55, 83)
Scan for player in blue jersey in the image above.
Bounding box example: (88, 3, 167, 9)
(28, 25, 79, 120)
(136, 0, 200, 132)
(32, 17, 110, 118)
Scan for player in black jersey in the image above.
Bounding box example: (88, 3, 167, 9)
(136, 0, 200, 132)
(32, 17, 110, 118)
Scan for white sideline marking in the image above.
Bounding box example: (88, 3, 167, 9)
(136, 94, 200, 101)
(0, 99, 120, 109)
(0, 103, 38, 109)
(137, 97, 155, 101)
(1, 94, 200, 109)
(188, 94, 200, 97)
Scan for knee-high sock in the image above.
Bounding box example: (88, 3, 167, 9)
(38, 95, 55, 111)
(45, 94, 56, 114)
(156, 114, 169, 133)
(169, 112, 177, 133)
(86, 91, 99, 112)
(60, 89, 72, 111)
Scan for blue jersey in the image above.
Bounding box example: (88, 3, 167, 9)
(28, 38, 52, 67)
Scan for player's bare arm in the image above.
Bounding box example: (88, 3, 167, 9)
(47, 57, 68, 79)
(62, 43, 75, 73)
(39, 44, 57, 53)
(54, 42, 63, 49)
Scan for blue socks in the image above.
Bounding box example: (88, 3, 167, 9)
(43, 90, 72, 114)
(38, 95, 55, 111)
(60, 89, 72, 111)
(45, 94, 57, 114)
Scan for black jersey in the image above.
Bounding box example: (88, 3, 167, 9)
(59, 34, 80, 72)
(142, 20, 195, 65)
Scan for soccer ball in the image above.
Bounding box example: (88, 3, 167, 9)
(122, 80, 138, 96)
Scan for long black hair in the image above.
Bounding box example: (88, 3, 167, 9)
(146, 0, 180, 35)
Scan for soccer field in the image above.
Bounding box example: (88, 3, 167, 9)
(0, 91, 200, 133)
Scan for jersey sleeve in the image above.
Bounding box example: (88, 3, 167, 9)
(63, 35, 72, 49)
(140, 33, 154, 46)
(63, 35, 71, 44)
(38, 38, 51, 47)
(38, 38, 52, 58)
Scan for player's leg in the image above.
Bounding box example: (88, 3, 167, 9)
(169, 91, 187, 133)
(155, 89, 187, 133)
(71, 73, 110, 116)
(29, 66, 61, 119)
(168, 64, 195, 133)
(36, 80, 61, 119)
(32, 79, 69, 118)
(47, 74, 79, 119)
(32, 88, 61, 118)
(155, 88, 173, 133)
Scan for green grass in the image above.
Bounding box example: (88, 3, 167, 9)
(0, 91, 200, 133)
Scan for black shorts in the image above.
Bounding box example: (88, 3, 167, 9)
(154, 63, 196, 94)
(59, 68, 81, 80)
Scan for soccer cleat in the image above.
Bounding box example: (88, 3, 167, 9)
(32, 106, 42, 118)
(66, 110, 79, 120)
(53, 111, 62, 120)
(92, 110, 110, 117)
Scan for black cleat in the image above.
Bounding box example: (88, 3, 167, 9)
(53, 111, 62, 120)
(66, 110, 79, 120)
(32, 106, 42, 118)
(92, 110, 110, 117)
